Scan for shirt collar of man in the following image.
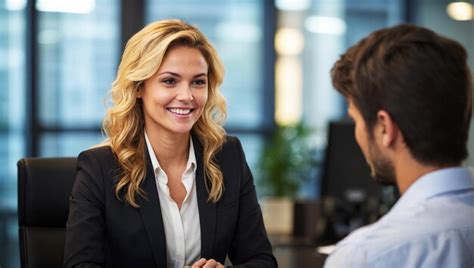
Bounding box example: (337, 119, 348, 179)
(391, 166, 474, 211)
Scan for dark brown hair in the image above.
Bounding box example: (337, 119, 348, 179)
(331, 24, 472, 166)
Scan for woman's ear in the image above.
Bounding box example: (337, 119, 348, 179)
(136, 82, 143, 98)
(377, 110, 400, 148)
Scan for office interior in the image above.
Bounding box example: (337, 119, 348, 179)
(1, 0, 473, 267)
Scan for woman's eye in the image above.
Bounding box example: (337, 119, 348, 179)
(192, 79, 206, 86)
(162, 78, 176, 85)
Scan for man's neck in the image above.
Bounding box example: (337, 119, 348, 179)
(394, 153, 459, 194)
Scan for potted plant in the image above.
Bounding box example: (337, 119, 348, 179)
(258, 122, 314, 235)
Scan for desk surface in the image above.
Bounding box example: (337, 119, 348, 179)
(269, 235, 330, 268)
(274, 247, 328, 268)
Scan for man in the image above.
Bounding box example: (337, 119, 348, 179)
(325, 24, 474, 267)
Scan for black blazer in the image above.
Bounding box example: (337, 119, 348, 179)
(64, 135, 277, 268)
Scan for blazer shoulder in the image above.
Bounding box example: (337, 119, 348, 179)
(78, 145, 115, 162)
(75, 145, 121, 192)
(222, 135, 243, 151)
(216, 135, 247, 165)
(76, 145, 119, 177)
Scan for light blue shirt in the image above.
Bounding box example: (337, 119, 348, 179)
(325, 167, 474, 268)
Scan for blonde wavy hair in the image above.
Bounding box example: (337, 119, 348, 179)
(102, 19, 227, 207)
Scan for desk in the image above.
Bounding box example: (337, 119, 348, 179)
(269, 234, 329, 267)
(274, 247, 327, 267)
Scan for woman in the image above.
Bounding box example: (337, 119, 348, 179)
(64, 19, 277, 268)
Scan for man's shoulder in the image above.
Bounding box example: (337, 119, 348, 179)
(327, 227, 474, 267)
(326, 198, 474, 267)
(325, 221, 387, 264)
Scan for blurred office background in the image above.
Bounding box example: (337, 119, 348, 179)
(1, 0, 473, 267)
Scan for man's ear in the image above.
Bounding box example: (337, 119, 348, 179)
(376, 110, 400, 147)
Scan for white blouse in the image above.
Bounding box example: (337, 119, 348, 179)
(145, 132, 201, 268)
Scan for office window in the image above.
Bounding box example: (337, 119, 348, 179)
(40, 132, 105, 157)
(275, 0, 403, 145)
(37, 0, 119, 148)
(232, 133, 264, 171)
(0, 0, 27, 195)
(0, 0, 26, 266)
(274, 0, 403, 197)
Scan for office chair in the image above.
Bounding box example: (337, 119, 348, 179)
(17, 157, 77, 268)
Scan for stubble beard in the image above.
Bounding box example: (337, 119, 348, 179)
(367, 140, 397, 186)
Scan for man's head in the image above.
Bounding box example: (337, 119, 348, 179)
(331, 24, 472, 182)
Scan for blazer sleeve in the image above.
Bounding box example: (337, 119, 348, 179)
(228, 138, 278, 268)
(64, 149, 107, 268)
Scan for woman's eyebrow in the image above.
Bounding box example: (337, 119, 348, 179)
(157, 71, 180, 77)
(193, 73, 208, 78)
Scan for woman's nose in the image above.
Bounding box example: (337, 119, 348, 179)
(176, 84, 193, 101)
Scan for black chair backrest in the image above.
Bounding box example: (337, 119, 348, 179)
(17, 157, 77, 268)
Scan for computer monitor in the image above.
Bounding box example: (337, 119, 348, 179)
(319, 120, 388, 241)
(321, 120, 382, 204)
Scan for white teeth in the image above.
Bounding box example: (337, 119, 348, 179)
(168, 108, 192, 115)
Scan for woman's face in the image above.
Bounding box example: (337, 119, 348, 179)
(139, 46, 209, 138)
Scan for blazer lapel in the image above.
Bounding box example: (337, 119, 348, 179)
(192, 134, 217, 259)
(138, 150, 167, 267)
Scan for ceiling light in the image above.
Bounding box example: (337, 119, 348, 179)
(305, 16, 346, 35)
(447, 1, 473, 21)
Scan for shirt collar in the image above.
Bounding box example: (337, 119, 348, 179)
(186, 138, 197, 174)
(393, 166, 474, 210)
(144, 131, 197, 178)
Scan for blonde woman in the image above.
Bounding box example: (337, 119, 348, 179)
(64, 20, 276, 268)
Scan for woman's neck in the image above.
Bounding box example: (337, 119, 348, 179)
(146, 130, 190, 171)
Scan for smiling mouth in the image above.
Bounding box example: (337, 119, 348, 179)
(167, 108, 194, 115)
